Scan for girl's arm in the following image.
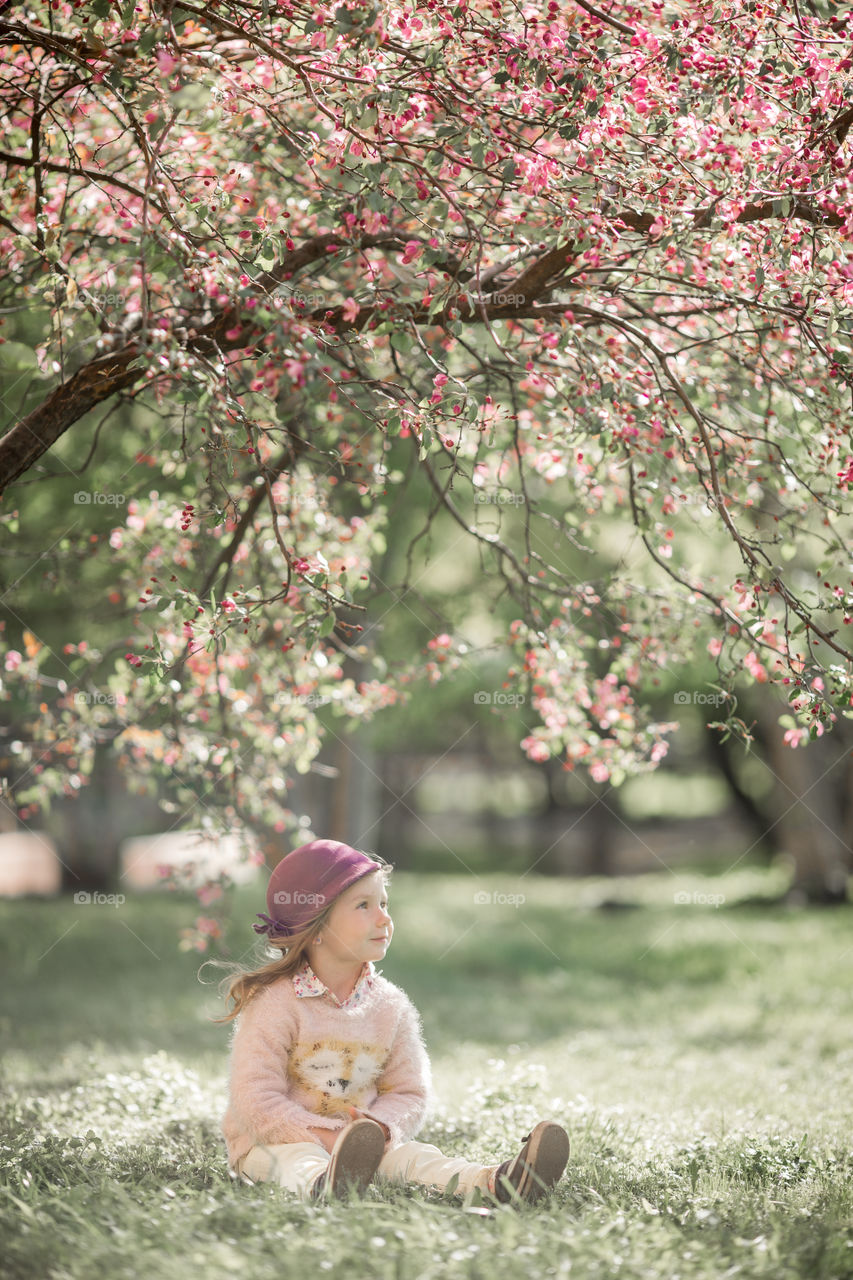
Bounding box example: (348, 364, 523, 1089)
(362, 996, 432, 1148)
(227, 988, 344, 1147)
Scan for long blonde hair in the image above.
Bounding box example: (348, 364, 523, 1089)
(210, 860, 392, 1023)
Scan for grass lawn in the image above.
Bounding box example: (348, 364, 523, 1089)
(2, 866, 852, 1280)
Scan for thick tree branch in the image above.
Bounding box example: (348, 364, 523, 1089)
(614, 197, 845, 232)
(0, 148, 157, 208)
(0, 232, 404, 493)
(0, 347, 142, 495)
(0, 194, 843, 494)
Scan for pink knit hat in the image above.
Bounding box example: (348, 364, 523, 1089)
(253, 838, 381, 938)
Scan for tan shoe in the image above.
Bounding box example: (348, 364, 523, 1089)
(310, 1118, 386, 1199)
(492, 1121, 570, 1204)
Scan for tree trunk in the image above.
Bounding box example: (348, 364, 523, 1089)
(49, 742, 121, 892)
(703, 722, 781, 856)
(762, 716, 851, 903)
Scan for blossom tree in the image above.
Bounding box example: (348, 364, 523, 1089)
(1, 0, 852, 921)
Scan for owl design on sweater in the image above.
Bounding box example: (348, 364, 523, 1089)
(290, 1039, 389, 1116)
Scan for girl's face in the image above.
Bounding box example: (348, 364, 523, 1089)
(321, 871, 393, 967)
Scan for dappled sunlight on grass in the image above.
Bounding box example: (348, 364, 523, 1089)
(2, 868, 852, 1279)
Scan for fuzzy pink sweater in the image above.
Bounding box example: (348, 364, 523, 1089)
(222, 962, 432, 1169)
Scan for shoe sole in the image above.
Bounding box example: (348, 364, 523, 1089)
(512, 1122, 570, 1203)
(324, 1118, 386, 1197)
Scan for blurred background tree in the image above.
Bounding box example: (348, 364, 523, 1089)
(1, 0, 852, 924)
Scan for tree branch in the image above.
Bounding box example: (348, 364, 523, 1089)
(0, 195, 843, 494)
(0, 232, 404, 494)
(572, 0, 636, 37)
(0, 346, 142, 495)
(614, 197, 845, 232)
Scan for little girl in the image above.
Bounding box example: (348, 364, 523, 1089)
(220, 838, 570, 1203)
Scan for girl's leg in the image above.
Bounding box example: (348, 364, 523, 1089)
(236, 1142, 329, 1200)
(377, 1141, 499, 1198)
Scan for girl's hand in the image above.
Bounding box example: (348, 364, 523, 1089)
(347, 1105, 392, 1147)
(306, 1125, 340, 1154)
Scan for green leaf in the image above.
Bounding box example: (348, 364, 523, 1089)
(418, 427, 433, 460)
(170, 84, 208, 111)
(318, 612, 336, 637)
(0, 341, 38, 371)
(256, 238, 277, 271)
(138, 28, 159, 57)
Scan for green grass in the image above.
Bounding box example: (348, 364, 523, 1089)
(2, 868, 853, 1280)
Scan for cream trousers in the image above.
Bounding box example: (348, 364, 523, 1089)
(236, 1140, 498, 1201)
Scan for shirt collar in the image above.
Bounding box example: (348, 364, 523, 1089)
(292, 960, 377, 1009)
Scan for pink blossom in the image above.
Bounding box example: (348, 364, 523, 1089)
(400, 240, 423, 265)
(155, 49, 179, 77)
(4, 650, 22, 671)
(744, 651, 768, 683)
(197, 915, 222, 935)
(521, 736, 550, 762)
(196, 883, 224, 906)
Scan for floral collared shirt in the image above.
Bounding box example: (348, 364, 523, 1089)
(292, 959, 378, 1010)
